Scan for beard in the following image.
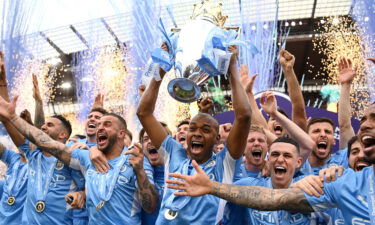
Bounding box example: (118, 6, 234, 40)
(100, 135, 117, 154)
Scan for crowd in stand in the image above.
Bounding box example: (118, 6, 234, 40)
(0, 46, 374, 225)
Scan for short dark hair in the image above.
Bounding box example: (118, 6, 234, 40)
(177, 119, 190, 129)
(347, 135, 359, 158)
(103, 113, 127, 130)
(307, 117, 335, 132)
(52, 115, 72, 137)
(125, 129, 133, 141)
(90, 107, 108, 115)
(139, 121, 171, 143)
(72, 134, 86, 139)
(270, 136, 300, 154)
(266, 108, 289, 121)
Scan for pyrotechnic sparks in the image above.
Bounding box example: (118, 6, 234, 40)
(313, 16, 373, 119)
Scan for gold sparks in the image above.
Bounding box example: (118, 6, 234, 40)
(313, 16, 373, 119)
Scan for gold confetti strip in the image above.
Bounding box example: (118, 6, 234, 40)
(312, 16, 373, 119)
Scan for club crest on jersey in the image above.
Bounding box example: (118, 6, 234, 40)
(206, 160, 216, 167)
(208, 173, 215, 180)
(120, 164, 127, 173)
(55, 161, 64, 170)
(165, 209, 178, 220)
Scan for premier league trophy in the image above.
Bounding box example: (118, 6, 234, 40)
(147, 0, 252, 103)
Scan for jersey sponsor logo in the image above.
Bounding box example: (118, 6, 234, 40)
(334, 219, 344, 225)
(352, 218, 371, 225)
(28, 168, 66, 187)
(252, 210, 306, 224)
(356, 195, 368, 207)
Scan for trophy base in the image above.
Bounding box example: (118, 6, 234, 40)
(168, 78, 201, 103)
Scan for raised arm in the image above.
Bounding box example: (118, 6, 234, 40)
(226, 46, 252, 159)
(92, 93, 104, 109)
(260, 91, 315, 163)
(167, 160, 314, 213)
(337, 58, 355, 149)
(239, 66, 277, 146)
(0, 96, 72, 164)
(0, 51, 25, 146)
(32, 74, 45, 129)
(126, 143, 158, 213)
(280, 49, 307, 132)
(136, 45, 169, 148)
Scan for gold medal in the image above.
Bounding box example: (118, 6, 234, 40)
(7, 196, 15, 205)
(164, 209, 178, 220)
(96, 201, 105, 210)
(35, 201, 45, 213)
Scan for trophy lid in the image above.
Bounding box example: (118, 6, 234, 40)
(191, 0, 228, 28)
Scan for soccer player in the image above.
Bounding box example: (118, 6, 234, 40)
(139, 122, 171, 225)
(137, 45, 252, 224)
(0, 98, 158, 224)
(175, 120, 189, 149)
(165, 103, 375, 224)
(0, 144, 28, 225)
(223, 137, 315, 224)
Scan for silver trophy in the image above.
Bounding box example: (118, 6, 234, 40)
(167, 0, 230, 103)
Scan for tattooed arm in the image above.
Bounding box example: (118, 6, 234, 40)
(126, 143, 158, 213)
(210, 182, 314, 213)
(0, 96, 72, 165)
(167, 160, 314, 213)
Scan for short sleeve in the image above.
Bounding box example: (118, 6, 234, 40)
(304, 176, 342, 212)
(215, 147, 242, 183)
(1, 149, 20, 167)
(161, 136, 188, 172)
(70, 149, 90, 171)
(18, 140, 33, 158)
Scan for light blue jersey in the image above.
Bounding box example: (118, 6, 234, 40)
(19, 141, 79, 225)
(0, 149, 28, 225)
(70, 147, 154, 225)
(142, 164, 164, 225)
(305, 166, 374, 225)
(156, 136, 241, 225)
(300, 148, 348, 176)
(66, 138, 93, 225)
(223, 177, 314, 225)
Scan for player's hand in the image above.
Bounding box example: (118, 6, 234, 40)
(32, 74, 42, 102)
(125, 143, 144, 172)
(198, 97, 213, 114)
(319, 165, 344, 182)
(90, 145, 110, 174)
(166, 160, 213, 197)
(291, 175, 324, 197)
(219, 123, 232, 142)
(68, 138, 89, 151)
(65, 191, 86, 209)
(279, 49, 295, 72)
(260, 91, 277, 116)
(20, 109, 34, 125)
(338, 58, 356, 85)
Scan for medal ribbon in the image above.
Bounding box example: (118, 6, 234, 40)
(97, 148, 128, 203)
(36, 153, 57, 202)
(7, 160, 28, 197)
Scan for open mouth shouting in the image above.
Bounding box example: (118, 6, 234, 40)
(361, 135, 375, 155)
(147, 147, 159, 161)
(274, 166, 287, 178)
(354, 161, 371, 172)
(190, 141, 204, 155)
(316, 141, 329, 156)
(97, 132, 108, 147)
(251, 149, 263, 161)
(274, 124, 283, 136)
(178, 135, 186, 144)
